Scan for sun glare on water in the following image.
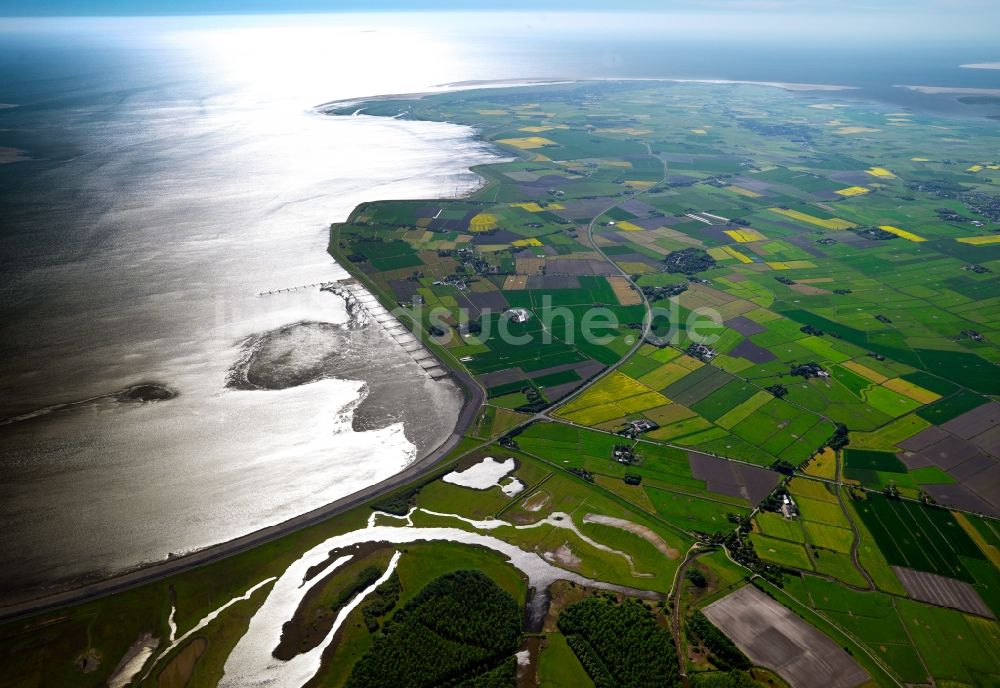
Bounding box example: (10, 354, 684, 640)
(167, 16, 466, 108)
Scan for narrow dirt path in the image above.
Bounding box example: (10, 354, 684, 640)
(669, 545, 710, 688)
(833, 450, 876, 590)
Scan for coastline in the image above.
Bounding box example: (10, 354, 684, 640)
(4, 74, 970, 622)
(315, 76, 859, 112)
(0, 95, 499, 624)
(314, 78, 572, 110)
(0, 306, 484, 624)
(5, 76, 1000, 688)
(0, 77, 877, 621)
(897, 84, 1000, 97)
(0, 419, 475, 623)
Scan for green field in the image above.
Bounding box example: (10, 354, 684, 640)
(853, 493, 986, 582)
(538, 632, 594, 688)
(750, 533, 814, 570)
(647, 487, 748, 534)
(782, 574, 1000, 685)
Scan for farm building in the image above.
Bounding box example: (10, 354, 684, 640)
(781, 495, 798, 520)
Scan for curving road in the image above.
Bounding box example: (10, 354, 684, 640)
(0, 313, 485, 625)
(0, 137, 670, 625)
(536, 144, 668, 416)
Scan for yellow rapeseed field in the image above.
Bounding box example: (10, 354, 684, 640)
(724, 228, 766, 243)
(555, 372, 669, 425)
(469, 213, 498, 232)
(803, 448, 837, 480)
(841, 360, 887, 383)
(835, 186, 870, 197)
(769, 207, 855, 230)
(882, 378, 940, 405)
(495, 136, 556, 149)
(767, 260, 817, 270)
(725, 247, 754, 264)
(957, 235, 1000, 245)
(866, 167, 896, 178)
(709, 246, 753, 263)
(510, 202, 545, 212)
(878, 225, 926, 242)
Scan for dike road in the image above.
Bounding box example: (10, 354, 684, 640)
(0, 132, 670, 625)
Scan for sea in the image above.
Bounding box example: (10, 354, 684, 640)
(0, 12, 997, 605)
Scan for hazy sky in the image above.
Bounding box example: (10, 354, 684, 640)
(1, 1, 998, 48)
(2, 0, 998, 18)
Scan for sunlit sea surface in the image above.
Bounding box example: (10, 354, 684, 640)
(0, 13, 997, 604)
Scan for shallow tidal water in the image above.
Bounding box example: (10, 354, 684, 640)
(0, 18, 502, 603)
(219, 512, 656, 688)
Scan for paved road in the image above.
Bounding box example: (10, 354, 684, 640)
(0, 140, 669, 625)
(0, 329, 485, 626)
(535, 144, 668, 416)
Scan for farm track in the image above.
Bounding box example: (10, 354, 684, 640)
(834, 452, 877, 590)
(669, 546, 710, 687)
